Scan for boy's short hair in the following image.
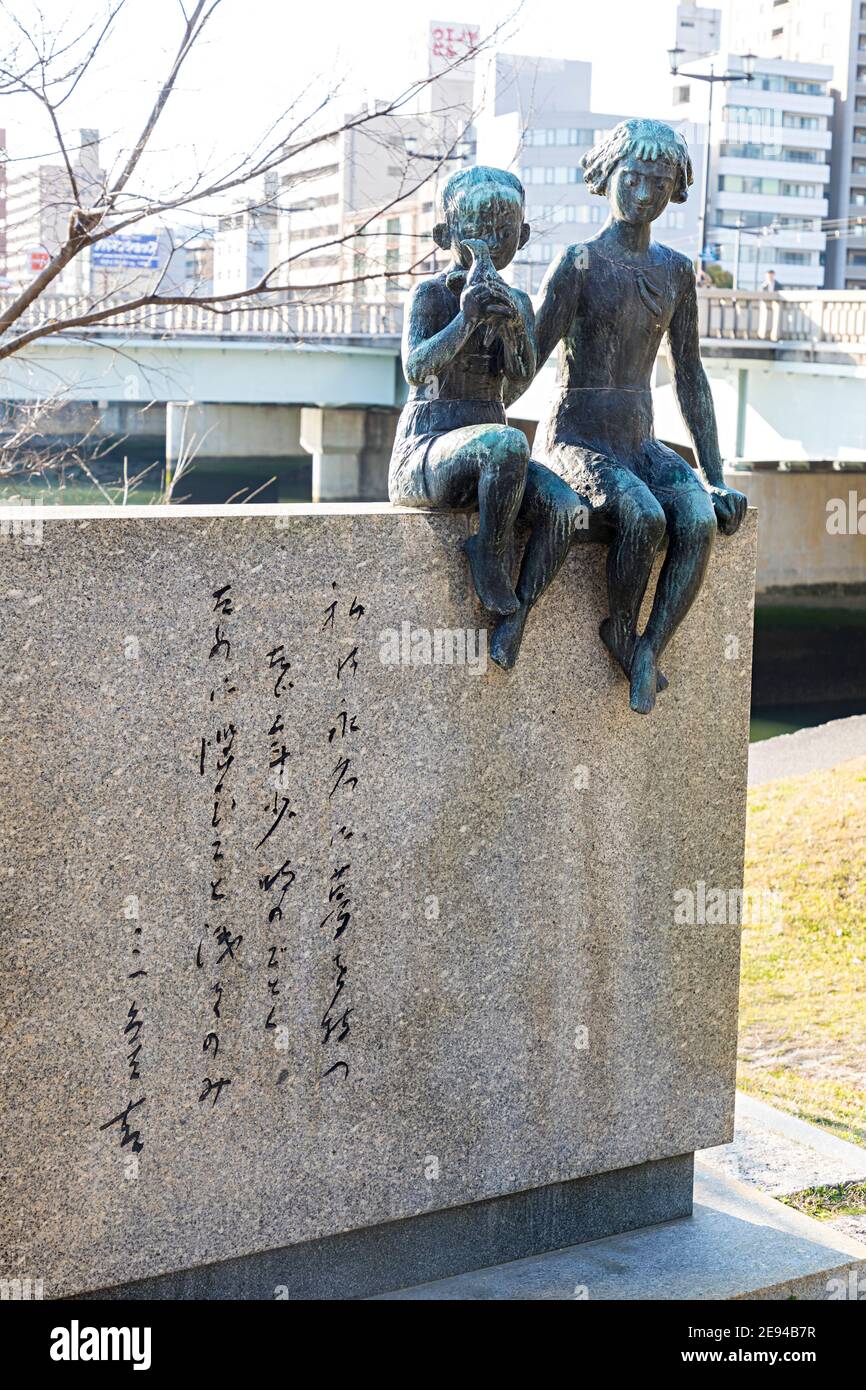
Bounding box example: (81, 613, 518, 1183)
(581, 119, 693, 204)
(439, 166, 525, 224)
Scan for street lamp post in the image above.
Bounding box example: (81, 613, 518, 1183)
(667, 48, 757, 275)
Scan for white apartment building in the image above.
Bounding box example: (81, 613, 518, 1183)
(279, 108, 467, 300)
(279, 19, 477, 300)
(726, 0, 866, 286)
(674, 54, 833, 288)
(213, 206, 280, 296)
(5, 128, 102, 295)
(3, 128, 191, 301)
(476, 54, 703, 294)
(676, 3, 723, 63)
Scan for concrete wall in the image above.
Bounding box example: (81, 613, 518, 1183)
(166, 403, 302, 463)
(724, 469, 866, 592)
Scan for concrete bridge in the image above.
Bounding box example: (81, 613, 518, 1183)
(1, 290, 865, 593)
(2, 289, 866, 467)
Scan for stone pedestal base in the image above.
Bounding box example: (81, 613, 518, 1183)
(0, 503, 756, 1299)
(83, 1154, 694, 1301)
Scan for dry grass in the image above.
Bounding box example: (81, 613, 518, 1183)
(738, 756, 866, 1147)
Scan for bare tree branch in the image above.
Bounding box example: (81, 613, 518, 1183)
(0, 3, 521, 359)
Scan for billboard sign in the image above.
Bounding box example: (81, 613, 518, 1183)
(28, 248, 50, 274)
(428, 20, 480, 76)
(91, 233, 160, 270)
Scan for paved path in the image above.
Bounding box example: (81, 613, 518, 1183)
(748, 715, 866, 787)
(700, 1092, 866, 1243)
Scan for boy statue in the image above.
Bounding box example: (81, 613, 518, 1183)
(389, 166, 585, 637)
(518, 118, 748, 712)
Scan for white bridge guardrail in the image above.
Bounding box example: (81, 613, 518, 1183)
(1, 289, 866, 348)
(698, 288, 866, 347)
(0, 296, 405, 340)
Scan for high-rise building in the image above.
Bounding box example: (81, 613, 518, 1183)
(5, 128, 103, 295)
(183, 231, 214, 297)
(673, 53, 833, 287)
(278, 19, 478, 299)
(726, 0, 866, 287)
(476, 53, 703, 293)
(213, 206, 280, 296)
(675, 3, 723, 63)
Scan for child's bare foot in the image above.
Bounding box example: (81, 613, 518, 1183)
(600, 618, 668, 692)
(490, 605, 527, 669)
(464, 534, 518, 616)
(629, 637, 657, 715)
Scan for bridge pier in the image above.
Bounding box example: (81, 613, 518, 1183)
(300, 406, 397, 502)
(166, 402, 302, 472)
(300, 406, 366, 502)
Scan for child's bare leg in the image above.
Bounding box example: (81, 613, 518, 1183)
(491, 463, 586, 669)
(424, 424, 529, 615)
(600, 484, 667, 694)
(467, 425, 530, 614)
(631, 488, 716, 713)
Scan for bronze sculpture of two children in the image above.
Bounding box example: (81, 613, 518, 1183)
(388, 119, 747, 714)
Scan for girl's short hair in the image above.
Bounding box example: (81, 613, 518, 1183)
(581, 119, 693, 204)
(439, 166, 525, 224)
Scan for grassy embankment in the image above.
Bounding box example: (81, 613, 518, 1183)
(739, 755, 866, 1149)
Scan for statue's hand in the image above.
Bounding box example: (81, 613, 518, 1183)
(460, 281, 517, 327)
(708, 484, 747, 537)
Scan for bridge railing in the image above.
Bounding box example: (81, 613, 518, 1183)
(3, 289, 866, 348)
(699, 289, 866, 347)
(0, 295, 405, 340)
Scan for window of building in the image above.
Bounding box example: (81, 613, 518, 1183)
(724, 104, 777, 129)
(523, 128, 596, 148)
(723, 105, 828, 133)
(781, 180, 822, 197)
(522, 165, 581, 185)
(782, 114, 822, 130)
(785, 79, 824, 94)
(719, 174, 821, 198)
(719, 142, 821, 163)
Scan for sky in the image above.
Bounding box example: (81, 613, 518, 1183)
(0, 0, 685, 210)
